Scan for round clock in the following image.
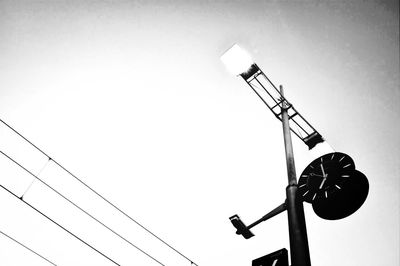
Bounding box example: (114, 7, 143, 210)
(298, 152, 355, 203)
(298, 152, 369, 220)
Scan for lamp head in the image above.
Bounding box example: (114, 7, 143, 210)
(221, 44, 254, 76)
(229, 214, 254, 239)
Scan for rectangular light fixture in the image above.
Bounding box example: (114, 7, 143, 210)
(229, 214, 254, 239)
(221, 44, 254, 76)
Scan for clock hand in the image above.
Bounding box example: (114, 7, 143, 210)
(310, 173, 325, 178)
(319, 174, 328, 189)
(319, 177, 327, 189)
(320, 163, 327, 177)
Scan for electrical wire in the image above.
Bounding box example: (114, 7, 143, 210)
(0, 229, 57, 265)
(0, 150, 166, 266)
(0, 184, 120, 266)
(0, 118, 199, 266)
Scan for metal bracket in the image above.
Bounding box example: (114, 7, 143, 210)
(229, 201, 287, 239)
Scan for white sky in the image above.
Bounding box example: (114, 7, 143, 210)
(0, 0, 399, 265)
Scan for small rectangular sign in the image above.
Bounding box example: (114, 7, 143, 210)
(252, 248, 288, 266)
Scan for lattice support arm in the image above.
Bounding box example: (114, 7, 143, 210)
(240, 64, 324, 149)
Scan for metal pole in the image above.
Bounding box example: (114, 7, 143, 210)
(280, 85, 311, 266)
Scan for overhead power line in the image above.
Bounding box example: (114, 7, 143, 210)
(0, 150, 166, 266)
(0, 118, 198, 266)
(0, 184, 120, 265)
(0, 229, 57, 265)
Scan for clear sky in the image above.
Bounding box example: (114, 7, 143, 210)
(0, 0, 399, 265)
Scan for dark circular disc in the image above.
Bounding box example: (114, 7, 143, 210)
(312, 170, 369, 220)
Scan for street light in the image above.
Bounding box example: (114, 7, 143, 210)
(221, 44, 323, 150)
(222, 44, 369, 266)
(221, 44, 313, 266)
(229, 215, 254, 239)
(230, 202, 287, 239)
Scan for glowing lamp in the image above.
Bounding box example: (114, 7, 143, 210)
(221, 44, 254, 76)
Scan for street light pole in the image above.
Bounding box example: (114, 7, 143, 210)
(222, 44, 319, 265)
(223, 44, 368, 265)
(280, 85, 311, 266)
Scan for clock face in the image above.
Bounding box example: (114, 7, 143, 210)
(298, 152, 355, 203)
